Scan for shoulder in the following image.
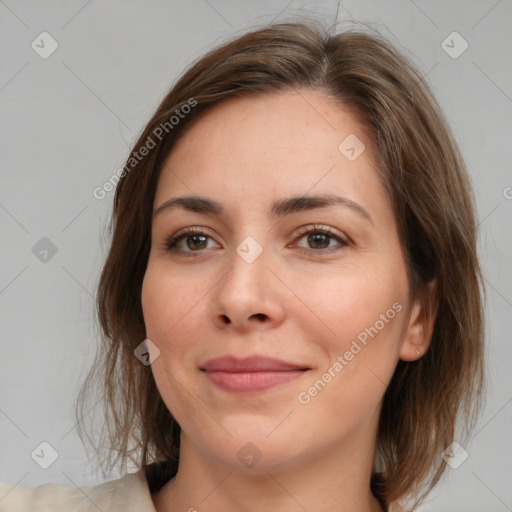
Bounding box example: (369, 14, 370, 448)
(0, 469, 156, 512)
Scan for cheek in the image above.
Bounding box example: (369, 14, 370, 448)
(295, 300, 405, 436)
(141, 262, 205, 347)
(292, 262, 406, 348)
(293, 263, 408, 411)
(142, 264, 207, 424)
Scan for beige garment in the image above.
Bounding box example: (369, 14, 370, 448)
(0, 470, 409, 512)
(0, 469, 157, 512)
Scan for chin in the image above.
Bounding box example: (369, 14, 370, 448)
(236, 432, 310, 471)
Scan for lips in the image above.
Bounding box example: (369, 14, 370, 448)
(200, 355, 309, 372)
(200, 355, 310, 392)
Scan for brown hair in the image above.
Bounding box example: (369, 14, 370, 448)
(77, 20, 485, 510)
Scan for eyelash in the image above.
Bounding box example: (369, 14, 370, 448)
(164, 224, 349, 257)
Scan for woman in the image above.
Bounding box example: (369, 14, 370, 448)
(0, 20, 485, 512)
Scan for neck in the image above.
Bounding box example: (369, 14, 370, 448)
(152, 423, 385, 512)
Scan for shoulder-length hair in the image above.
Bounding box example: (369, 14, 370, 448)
(77, 20, 485, 511)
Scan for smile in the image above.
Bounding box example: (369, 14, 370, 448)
(202, 369, 309, 392)
(200, 355, 311, 392)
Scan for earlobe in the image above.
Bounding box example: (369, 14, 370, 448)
(399, 279, 439, 362)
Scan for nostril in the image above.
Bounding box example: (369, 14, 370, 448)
(219, 313, 267, 325)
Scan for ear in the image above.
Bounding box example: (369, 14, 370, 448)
(399, 279, 439, 361)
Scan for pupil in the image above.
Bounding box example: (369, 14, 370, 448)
(308, 233, 329, 249)
(187, 235, 207, 250)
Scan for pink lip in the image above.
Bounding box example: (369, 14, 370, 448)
(200, 355, 310, 392)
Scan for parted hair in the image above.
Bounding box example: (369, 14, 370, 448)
(77, 20, 485, 511)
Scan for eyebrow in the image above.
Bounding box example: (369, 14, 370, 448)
(154, 193, 373, 224)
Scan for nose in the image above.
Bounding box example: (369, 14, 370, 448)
(211, 243, 286, 332)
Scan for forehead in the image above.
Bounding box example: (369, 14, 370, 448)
(155, 90, 386, 219)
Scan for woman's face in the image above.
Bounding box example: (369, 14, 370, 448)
(142, 90, 426, 474)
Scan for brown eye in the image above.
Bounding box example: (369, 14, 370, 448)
(292, 225, 349, 253)
(166, 227, 220, 255)
(184, 233, 208, 250)
(306, 232, 331, 249)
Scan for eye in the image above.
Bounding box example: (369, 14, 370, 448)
(290, 224, 349, 254)
(165, 227, 220, 256)
(164, 224, 349, 257)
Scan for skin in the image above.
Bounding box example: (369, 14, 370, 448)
(142, 90, 437, 512)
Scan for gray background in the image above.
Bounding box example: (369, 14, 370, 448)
(1, 1, 511, 510)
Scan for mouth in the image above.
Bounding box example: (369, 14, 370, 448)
(200, 355, 311, 393)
